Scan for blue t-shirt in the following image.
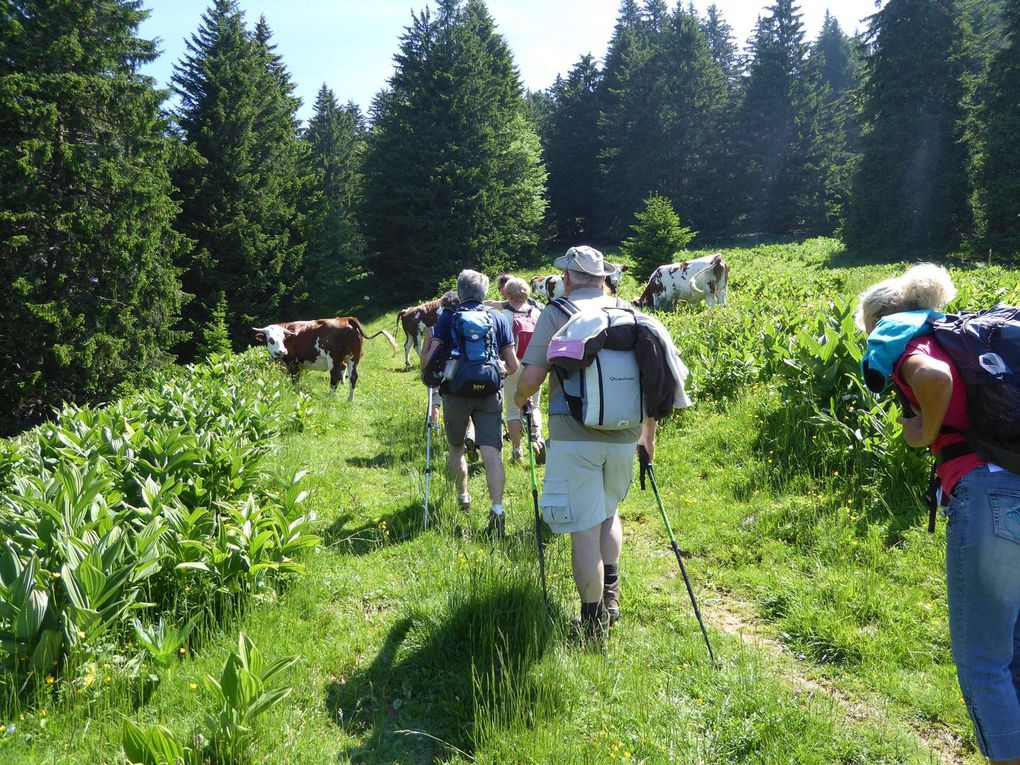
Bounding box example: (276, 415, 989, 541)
(433, 301, 514, 351)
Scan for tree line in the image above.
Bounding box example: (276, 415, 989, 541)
(1, 0, 1018, 434)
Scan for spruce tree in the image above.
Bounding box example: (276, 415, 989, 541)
(702, 4, 739, 89)
(735, 0, 828, 234)
(544, 56, 603, 240)
(810, 12, 860, 228)
(361, 0, 546, 297)
(658, 5, 731, 232)
(302, 85, 366, 313)
(844, 0, 970, 257)
(978, 0, 1020, 259)
(620, 195, 696, 283)
(0, 0, 185, 432)
(171, 0, 308, 353)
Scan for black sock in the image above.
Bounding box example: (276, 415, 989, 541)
(604, 564, 619, 591)
(581, 601, 604, 622)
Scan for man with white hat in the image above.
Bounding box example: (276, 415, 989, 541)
(515, 245, 657, 642)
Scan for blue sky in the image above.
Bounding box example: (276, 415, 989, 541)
(139, 0, 882, 124)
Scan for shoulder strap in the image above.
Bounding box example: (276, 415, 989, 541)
(550, 297, 578, 317)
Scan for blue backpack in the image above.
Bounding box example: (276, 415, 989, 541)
(443, 307, 502, 398)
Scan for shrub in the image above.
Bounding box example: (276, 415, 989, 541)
(619, 195, 696, 282)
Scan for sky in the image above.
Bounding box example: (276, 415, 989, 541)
(139, 0, 884, 123)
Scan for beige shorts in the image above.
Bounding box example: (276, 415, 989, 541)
(540, 440, 635, 534)
(502, 368, 543, 428)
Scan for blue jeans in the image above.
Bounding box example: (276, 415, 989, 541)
(946, 467, 1020, 759)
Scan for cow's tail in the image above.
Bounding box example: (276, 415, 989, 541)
(353, 318, 399, 354)
(396, 309, 404, 332)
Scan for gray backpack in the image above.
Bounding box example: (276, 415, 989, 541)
(546, 298, 644, 430)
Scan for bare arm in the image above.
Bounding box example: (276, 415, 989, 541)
(500, 345, 519, 376)
(897, 354, 953, 448)
(514, 363, 547, 408)
(420, 332, 441, 372)
(638, 417, 658, 460)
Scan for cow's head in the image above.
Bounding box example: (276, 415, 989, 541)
(605, 263, 628, 294)
(252, 324, 294, 358)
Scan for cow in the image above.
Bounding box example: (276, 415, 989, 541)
(396, 299, 443, 367)
(252, 318, 398, 402)
(633, 254, 729, 310)
(529, 274, 565, 302)
(529, 264, 628, 301)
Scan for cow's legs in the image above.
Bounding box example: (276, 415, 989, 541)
(404, 334, 414, 367)
(329, 363, 344, 392)
(348, 360, 359, 402)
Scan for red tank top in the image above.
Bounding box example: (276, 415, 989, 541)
(891, 336, 986, 497)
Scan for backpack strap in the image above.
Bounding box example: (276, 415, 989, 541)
(550, 297, 578, 317)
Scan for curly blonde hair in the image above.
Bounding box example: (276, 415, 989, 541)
(855, 263, 957, 332)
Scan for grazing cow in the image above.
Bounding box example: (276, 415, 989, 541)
(529, 274, 565, 302)
(252, 318, 398, 402)
(633, 254, 729, 310)
(396, 299, 443, 367)
(530, 264, 628, 301)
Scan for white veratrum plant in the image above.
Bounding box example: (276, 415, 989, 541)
(0, 546, 63, 680)
(0, 351, 314, 689)
(202, 632, 300, 759)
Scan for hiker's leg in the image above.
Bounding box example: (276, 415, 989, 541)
(571, 525, 603, 603)
(502, 371, 523, 454)
(600, 512, 622, 567)
(480, 446, 504, 506)
(473, 395, 505, 506)
(442, 395, 470, 497)
(946, 470, 1020, 762)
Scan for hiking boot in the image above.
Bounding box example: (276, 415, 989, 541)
(570, 607, 610, 648)
(533, 438, 546, 466)
(486, 510, 505, 539)
(603, 582, 620, 625)
(458, 493, 472, 513)
(510, 448, 523, 465)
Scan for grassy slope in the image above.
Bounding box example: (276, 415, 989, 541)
(7, 245, 985, 764)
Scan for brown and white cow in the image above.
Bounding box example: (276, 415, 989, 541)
(633, 254, 729, 310)
(252, 318, 397, 402)
(530, 264, 629, 301)
(396, 298, 443, 367)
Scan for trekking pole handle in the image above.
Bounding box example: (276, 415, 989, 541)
(638, 444, 651, 490)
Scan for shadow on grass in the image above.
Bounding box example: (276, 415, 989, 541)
(346, 452, 397, 470)
(322, 501, 426, 554)
(325, 577, 560, 763)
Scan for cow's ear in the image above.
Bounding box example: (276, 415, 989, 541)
(283, 327, 297, 335)
(255, 332, 265, 344)
(620, 265, 629, 272)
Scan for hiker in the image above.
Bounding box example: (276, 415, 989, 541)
(500, 277, 545, 464)
(421, 270, 518, 536)
(514, 246, 662, 641)
(857, 263, 1020, 765)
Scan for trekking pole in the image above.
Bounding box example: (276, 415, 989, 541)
(423, 387, 434, 530)
(638, 445, 715, 662)
(524, 401, 550, 614)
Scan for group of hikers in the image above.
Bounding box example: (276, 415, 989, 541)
(411, 247, 1020, 763)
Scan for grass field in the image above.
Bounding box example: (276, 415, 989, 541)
(6, 238, 1016, 764)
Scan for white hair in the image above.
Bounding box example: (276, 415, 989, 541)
(504, 277, 530, 301)
(457, 269, 489, 303)
(855, 263, 957, 331)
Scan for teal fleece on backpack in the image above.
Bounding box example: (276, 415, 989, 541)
(861, 310, 943, 394)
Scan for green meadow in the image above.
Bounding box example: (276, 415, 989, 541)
(5, 238, 1020, 764)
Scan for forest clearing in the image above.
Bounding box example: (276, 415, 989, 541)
(4, 239, 1019, 764)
